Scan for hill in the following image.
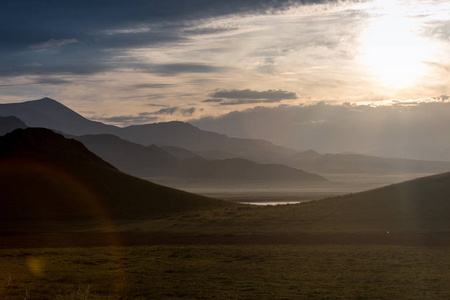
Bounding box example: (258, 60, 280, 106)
(202, 171, 450, 233)
(0, 128, 231, 226)
(302, 171, 450, 231)
(0, 116, 27, 136)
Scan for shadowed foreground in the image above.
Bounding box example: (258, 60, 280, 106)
(2, 245, 450, 299)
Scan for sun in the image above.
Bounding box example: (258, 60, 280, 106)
(358, 1, 434, 88)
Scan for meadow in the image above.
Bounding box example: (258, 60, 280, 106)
(3, 244, 450, 299)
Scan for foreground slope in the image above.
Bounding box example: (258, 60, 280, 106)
(304, 171, 450, 231)
(200, 171, 450, 233)
(0, 128, 231, 224)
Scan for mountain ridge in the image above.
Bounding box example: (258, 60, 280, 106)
(0, 128, 231, 224)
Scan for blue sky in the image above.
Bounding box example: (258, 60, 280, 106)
(1, 0, 449, 126)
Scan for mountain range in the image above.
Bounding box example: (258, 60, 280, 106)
(0, 128, 231, 225)
(2, 97, 450, 178)
(3, 127, 450, 234)
(72, 133, 326, 182)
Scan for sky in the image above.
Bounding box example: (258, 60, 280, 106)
(0, 0, 449, 126)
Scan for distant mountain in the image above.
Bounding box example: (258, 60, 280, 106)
(289, 152, 450, 175)
(179, 158, 326, 182)
(160, 145, 200, 160)
(2, 98, 449, 177)
(0, 98, 118, 136)
(120, 121, 299, 162)
(0, 128, 230, 224)
(74, 134, 179, 177)
(0, 116, 27, 136)
(72, 133, 327, 183)
(0, 98, 300, 163)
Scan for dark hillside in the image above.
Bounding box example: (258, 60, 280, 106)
(0, 128, 231, 225)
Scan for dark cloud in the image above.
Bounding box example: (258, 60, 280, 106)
(183, 27, 238, 36)
(94, 31, 186, 49)
(202, 98, 223, 103)
(33, 77, 71, 85)
(29, 38, 79, 50)
(139, 63, 227, 76)
(143, 106, 197, 116)
(149, 107, 179, 115)
(96, 115, 158, 124)
(210, 89, 298, 101)
(181, 107, 196, 116)
(147, 103, 170, 107)
(0, 0, 342, 78)
(435, 95, 450, 102)
(219, 99, 289, 105)
(0, 44, 116, 77)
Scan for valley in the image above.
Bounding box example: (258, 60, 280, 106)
(1, 98, 450, 299)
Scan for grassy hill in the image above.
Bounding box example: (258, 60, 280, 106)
(129, 172, 450, 235)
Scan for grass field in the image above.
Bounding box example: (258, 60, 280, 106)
(2, 245, 450, 299)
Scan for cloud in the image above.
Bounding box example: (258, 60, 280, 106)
(219, 99, 288, 105)
(33, 77, 71, 85)
(210, 89, 298, 101)
(29, 38, 79, 50)
(132, 83, 175, 89)
(96, 115, 158, 124)
(95, 31, 186, 49)
(94, 106, 196, 124)
(143, 106, 197, 116)
(202, 98, 223, 103)
(435, 95, 450, 102)
(147, 103, 170, 107)
(139, 63, 227, 76)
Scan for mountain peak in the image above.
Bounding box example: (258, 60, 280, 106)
(38, 97, 57, 102)
(0, 98, 118, 136)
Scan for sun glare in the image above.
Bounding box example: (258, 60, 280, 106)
(359, 1, 435, 88)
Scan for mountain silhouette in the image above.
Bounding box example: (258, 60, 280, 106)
(0, 98, 298, 162)
(0, 116, 27, 136)
(0, 97, 118, 136)
(0, 128, 230, 224)
(3, 98, 450, 176)
(73, 133, 327, 182)
(73, 134, 179, 177)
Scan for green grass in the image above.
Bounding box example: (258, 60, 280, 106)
(2, 245, 450, 299)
